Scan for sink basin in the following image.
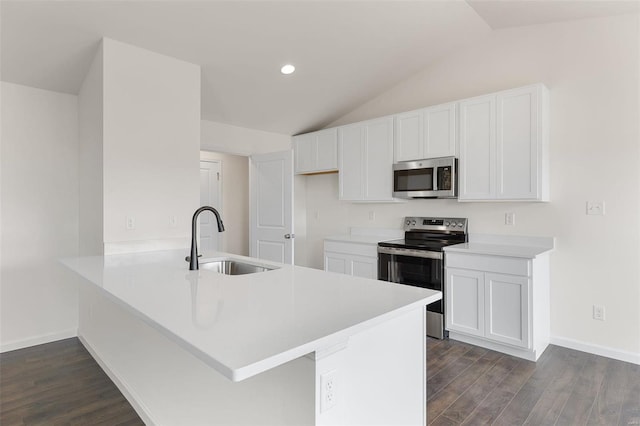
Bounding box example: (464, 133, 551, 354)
(199, 258, 277, 275)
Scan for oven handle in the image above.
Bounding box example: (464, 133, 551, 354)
(377, 246, 443, 260)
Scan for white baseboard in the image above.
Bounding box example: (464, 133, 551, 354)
(550, 335, 640, 365)
(0, 328, 77, 353)
(78, 334, 156, 425)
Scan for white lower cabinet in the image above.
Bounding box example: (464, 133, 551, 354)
(446, 268, 485, 338)
(445, 251, 549, 361)
(324, 240, 378, 279)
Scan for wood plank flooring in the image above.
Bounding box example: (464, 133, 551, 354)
(426, 337, 640, 425)
(1, 337, 638, 425)
(0, 338, 143, 425)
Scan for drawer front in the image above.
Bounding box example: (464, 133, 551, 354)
(446, 253, 530, 276)
(324, 240, 378, 258)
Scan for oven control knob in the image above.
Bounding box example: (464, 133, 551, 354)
(411, 220, 416, 226)
(406, 220, 411, 226)
(444, 221, 450, 226)
(457, 222, 464, 227)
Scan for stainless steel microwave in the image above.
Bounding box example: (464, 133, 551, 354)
(392, 156, 457, 199)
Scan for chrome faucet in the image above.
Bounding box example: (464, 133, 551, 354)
(189, 206, 225, 270)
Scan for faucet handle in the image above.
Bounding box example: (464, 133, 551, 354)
(185, 254, 203, 262)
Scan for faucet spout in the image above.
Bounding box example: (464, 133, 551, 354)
(189, 206, 225, 270)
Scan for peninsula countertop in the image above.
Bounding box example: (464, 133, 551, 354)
(62, 250, 441, 382)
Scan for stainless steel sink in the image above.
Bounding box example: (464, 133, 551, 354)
(199, 259, 277, 275)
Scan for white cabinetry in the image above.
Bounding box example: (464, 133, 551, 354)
(324, 240, 378, 279)
(338, 117, 396, 202)
(458, 84, 549, 201)
(293, 128, 338, 174)
(445, 251, 549, 361)
(395, 103, 457, 162)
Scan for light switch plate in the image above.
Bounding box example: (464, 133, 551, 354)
(586, 201, 605, 215)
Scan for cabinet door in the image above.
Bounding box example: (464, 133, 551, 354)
(294, 134, 314, 174)
(458, 95, 496, 200)
(485, 273, 530, 348)
(424, 103, 457, 158)
(315, 128, 338, 172)
(351, 255, 378, 279)
(445, 268, 485, 337)
(338, 124, 364, 200)
(394, 110, 423, 162)
(363, 117, 394, 201)
(325, 252, 348, 274)
(496, 86, 540, 200)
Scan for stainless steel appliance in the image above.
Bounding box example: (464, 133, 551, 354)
(392, 156, 457, 199)
(378, 216, 468, 339)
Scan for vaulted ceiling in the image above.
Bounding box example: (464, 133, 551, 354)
(2, 1, 637, 135)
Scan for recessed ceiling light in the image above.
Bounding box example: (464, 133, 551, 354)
(280, 64, 295, 75)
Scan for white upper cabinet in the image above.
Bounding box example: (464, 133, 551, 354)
(339, 117, 396, 202)
(394, 103, 457, 162)
(293, 128, 338, 174)
(459, 84, 549, 201)
(459, 95, 496, 199)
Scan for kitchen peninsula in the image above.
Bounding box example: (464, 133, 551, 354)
(63, 250, 441, 425)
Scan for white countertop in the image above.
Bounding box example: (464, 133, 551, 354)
(444, 242, 552, 258)
(325, 227, 403, 245)
(324, 234, 396, 245)
(62, 250, 440, 382)
(444, 234, 555, 258)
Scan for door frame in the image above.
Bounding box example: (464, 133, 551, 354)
(199, 159, 223, 251)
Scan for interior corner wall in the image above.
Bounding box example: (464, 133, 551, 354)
(78, 42, 104, 256)
(304, 14, 640, 358)
(0, 82, 79, 351)
(101, 38, 201, 252)
(200, 120, 291, 156)
(200, 151, 249, 256)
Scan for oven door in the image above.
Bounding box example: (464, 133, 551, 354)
(377, 246, 444, 338)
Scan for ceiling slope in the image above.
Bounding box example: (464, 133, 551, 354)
(1, 1, 490, 135)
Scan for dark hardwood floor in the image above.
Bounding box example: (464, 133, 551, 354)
(1, 337, 638, 425)
(426, 337, 640, 425)
(0, 338, 143, 425)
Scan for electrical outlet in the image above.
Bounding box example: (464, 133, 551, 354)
(593, 305, 605, 321)
(126, 216, 136, 230)
(505, 212, 515, 226)
(368, 211, 375, 221)
(320, 370, 338, 413)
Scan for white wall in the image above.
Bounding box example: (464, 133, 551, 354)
(0, 82, 79, 351)
(300, 15, 640, 359)
(200, 151, 249, 256)
(201, 120, 291, 156)
(102, 38, 201, 253)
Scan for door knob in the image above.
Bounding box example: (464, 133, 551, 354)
(284, 234, 295, 239)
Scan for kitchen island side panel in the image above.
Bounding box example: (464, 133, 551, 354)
(79, 282, 428, 425)
(79, 284, 315, 425)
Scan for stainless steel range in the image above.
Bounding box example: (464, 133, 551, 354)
(378, 217, 468, 339)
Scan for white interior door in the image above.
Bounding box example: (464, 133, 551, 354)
(250, 150, 293, 264)
(200, 160, 222, 252)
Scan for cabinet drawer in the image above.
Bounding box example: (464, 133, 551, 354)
(446, 253, 530, 276)
(324, 241, 378, 258)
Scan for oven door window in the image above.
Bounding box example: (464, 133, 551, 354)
(394, 168, 433, 192)
(378, 252, 443, 313)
